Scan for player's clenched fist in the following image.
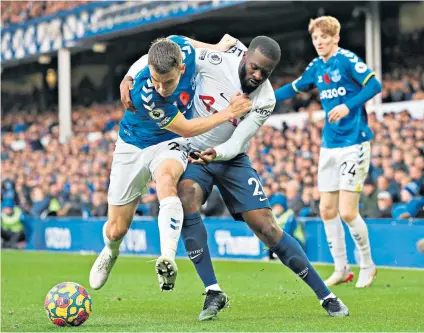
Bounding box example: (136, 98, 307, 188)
(120, 76, 136, 112)
(216, 34, 238, 51)
(189, 148, 217, 166)
(226, 92, 252, 119)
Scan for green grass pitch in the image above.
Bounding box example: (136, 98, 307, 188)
(1, 251, 424, 332)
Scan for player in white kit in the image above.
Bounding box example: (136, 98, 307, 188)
(179, 36, 349, 320)
(121, 35, 349, 320)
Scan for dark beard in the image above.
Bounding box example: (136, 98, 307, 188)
(239, 62, 256, 94)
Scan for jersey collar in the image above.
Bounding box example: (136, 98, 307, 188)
(320, 47, 340, 64)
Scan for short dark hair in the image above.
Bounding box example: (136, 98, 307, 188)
(248, 36, 281, 63)
(148, 38, 182, 74)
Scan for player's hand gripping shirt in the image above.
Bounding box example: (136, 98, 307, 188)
(189, 40, 276, 154)
(119, 36, 196, 150)
(293, 48, 375, 148)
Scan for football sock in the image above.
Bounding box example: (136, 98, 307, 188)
(102, 221, 123, 257)
(323, 215, 349, 272)
(270, 232, 331, 300)
(206, 284, 222, 292)
(181, 212, 218, 288)
(158, 196, 184, 260)
(347, 214, 374, 268)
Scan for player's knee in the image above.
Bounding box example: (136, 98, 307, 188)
(339, 210, 358, 224)
(320, 202, 338, 220)
(107, 218, 129, 240)
(178, 180, 202, 214)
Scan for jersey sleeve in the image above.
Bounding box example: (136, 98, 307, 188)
(194, 47, 225, 74)
(126, 54, 148, 79)
(292, 59, 318, 92)
(225, 39, 247, 58)
(214, 115, 261, 161)
(338, 49, 375, 86)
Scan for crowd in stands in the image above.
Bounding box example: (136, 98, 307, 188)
(1, 1, 90, 27)
(1, 101, 423, 221)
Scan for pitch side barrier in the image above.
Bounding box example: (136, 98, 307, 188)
(22, 217, 424, 268)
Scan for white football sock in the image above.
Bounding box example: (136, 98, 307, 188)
(347, 215, 374, 268)
(158, 196, 184, 260)
(206, 284, 222, 292)
(102, 221, 123, 257)
(320, 292, 337, 304)
(323, 215, 348, 272)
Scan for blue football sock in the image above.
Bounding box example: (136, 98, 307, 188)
(181, 212, 217, 288)
(270, 232, 331, 300)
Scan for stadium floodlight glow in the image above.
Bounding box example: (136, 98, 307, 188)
(38, 55, 51, 64)
(92, 43, 107, 53)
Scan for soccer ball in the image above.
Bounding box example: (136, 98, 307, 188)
(44, 282, 92, 327)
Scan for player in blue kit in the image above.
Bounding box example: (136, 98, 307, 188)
(274, 16, 382, 288)
(89, 35, 251, 292)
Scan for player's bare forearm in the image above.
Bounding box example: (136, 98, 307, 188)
(120, 76, 135, 111)
(168, 111, 232, 138)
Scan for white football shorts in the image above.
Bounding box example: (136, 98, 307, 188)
(108, 136, 189, 205)
(318, 141, 371, 193)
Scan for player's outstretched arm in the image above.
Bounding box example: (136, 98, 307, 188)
(274, 61, 317, 102)
(166, 93, 252, 138)
(186, 34, 237, 52)
(274, 83, 298, 102)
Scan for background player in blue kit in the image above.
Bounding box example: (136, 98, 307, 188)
(90, 35, 251, 293)
(274, 16, 382, 288)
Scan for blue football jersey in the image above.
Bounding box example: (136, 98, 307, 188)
(293, 48, 375, 148)
(119, 35, 196, 149)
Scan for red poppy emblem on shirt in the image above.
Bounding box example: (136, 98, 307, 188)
(180, 92, 190, 105)
(323, 73, 331, 84)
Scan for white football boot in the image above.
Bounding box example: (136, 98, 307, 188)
(325, 267, 354, 286)
(89, 247, 118, 290)
(355, 265, 377, 288)
(155, 256, 178, 291)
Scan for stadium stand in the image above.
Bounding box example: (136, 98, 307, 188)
(1, 1, 91, 27)
(1, 103, 423, 219)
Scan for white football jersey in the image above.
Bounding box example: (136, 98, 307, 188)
(189, 40, 276, 152)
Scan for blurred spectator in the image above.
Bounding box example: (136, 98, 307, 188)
(1, 199, 26, 249)
(29, 187, 50, 217)
(401, 182, 420, 204)
(360, 178, 379, 218)
(375, 191, 393, 218)
(285, 180, 304, 216)
(90, 191, 108, 217)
